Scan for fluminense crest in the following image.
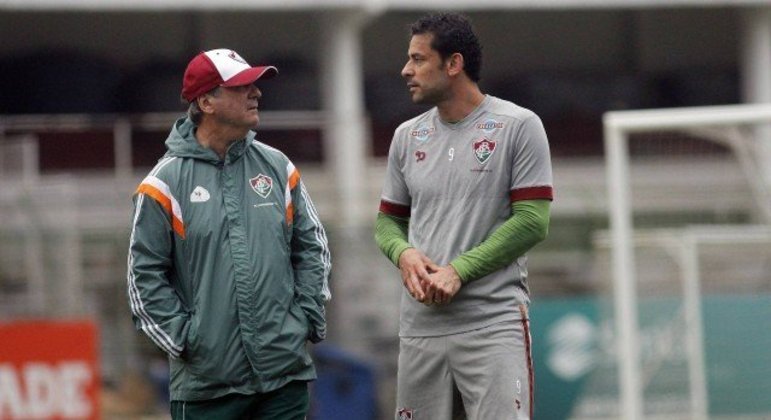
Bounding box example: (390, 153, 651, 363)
(472, 138, 497, 165)
(249, 174, 273, 198)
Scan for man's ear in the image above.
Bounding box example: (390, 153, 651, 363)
(447, 53, 465, 77)
(197, 94, 215, 114)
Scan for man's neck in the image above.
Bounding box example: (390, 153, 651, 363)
(195, 123, 248, 159)
(436, 83, 485, 124)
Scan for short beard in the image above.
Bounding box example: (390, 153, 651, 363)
(411, 85, 450, 106)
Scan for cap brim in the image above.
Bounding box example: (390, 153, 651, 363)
(221, 66, 278, 87)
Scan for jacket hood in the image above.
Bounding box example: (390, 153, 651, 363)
(164, 117, 251, 163)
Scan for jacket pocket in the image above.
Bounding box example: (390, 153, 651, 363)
(254, 303, 313, 380)
(183, 314, 233, 382)
(296, 295, 326, 343)
(183, 314, 200, 363)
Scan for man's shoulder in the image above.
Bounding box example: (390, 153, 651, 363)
(142, 156, 181, 181)
(134, 156, 184, 197)
(247, 139, 291, 166)
(394, 108, 436, 137)
(485, 95, 540, 123)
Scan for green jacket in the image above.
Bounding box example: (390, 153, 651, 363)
(127, 117, 331, 401)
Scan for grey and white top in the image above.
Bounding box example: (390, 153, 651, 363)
(380, 95, 554, 337)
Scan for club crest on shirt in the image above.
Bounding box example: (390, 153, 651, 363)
(249, 174, 273, 198)
(472, 138, 497, 165)
(397, 408, 414, 419)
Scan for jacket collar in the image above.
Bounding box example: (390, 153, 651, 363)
(164, 117, 252, 164)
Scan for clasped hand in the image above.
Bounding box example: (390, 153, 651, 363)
(398, 248, 462, 306)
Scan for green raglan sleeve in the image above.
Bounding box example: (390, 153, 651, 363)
(374, 212, 412, 267)
(127, 188, 191, 359)
(449, 199, 551, 283)
(289, 178, 331, 343)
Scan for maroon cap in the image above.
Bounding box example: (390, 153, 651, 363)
(181, 49, 278, 102)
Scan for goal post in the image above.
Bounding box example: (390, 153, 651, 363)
(602, 103, 771, 420)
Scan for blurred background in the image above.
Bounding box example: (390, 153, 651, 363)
(1, 1, 770, 419)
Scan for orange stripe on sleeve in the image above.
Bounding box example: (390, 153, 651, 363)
(136, 184, 186, 239)
(285, 168, 300, 225)
(286, 203, 294, 226)
(288, 169, 301, 190)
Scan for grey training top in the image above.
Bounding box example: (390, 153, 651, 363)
(380, 95, 554, 337)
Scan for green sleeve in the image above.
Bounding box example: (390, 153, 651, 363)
(449, 199, 551, 283)
(374, 212, 412, 267)
(128, 191, 189, 359)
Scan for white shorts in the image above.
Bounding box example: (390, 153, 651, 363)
(395, 309, 534, 420)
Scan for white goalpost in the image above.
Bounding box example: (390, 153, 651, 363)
(602, 104, 771, 420)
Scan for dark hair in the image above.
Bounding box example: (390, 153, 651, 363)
(410, 12, 482, 82)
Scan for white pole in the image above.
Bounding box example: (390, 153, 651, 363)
(24, 209, 46, 312)
(319, 10, 373, 227)
(604, 120, 643, 420)
(114, 118, 133, 179)
(740, 7, 771, 188)
(680, 232, 709, 420)
(318, 9, 378, 353)
(60, 188, 84, 316)
(741, 7, 771, 104)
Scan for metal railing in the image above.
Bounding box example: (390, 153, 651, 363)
(0, 111, 329, 178)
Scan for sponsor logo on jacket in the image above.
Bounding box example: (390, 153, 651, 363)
(190, 186, 210, 203)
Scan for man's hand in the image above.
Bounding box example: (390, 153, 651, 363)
(398, 248, 439, 303)
(422, 265, 462, 305)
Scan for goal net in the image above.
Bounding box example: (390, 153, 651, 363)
(585, 104, 771, 419)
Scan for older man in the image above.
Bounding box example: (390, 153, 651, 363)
(128, 48, 331, 420)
